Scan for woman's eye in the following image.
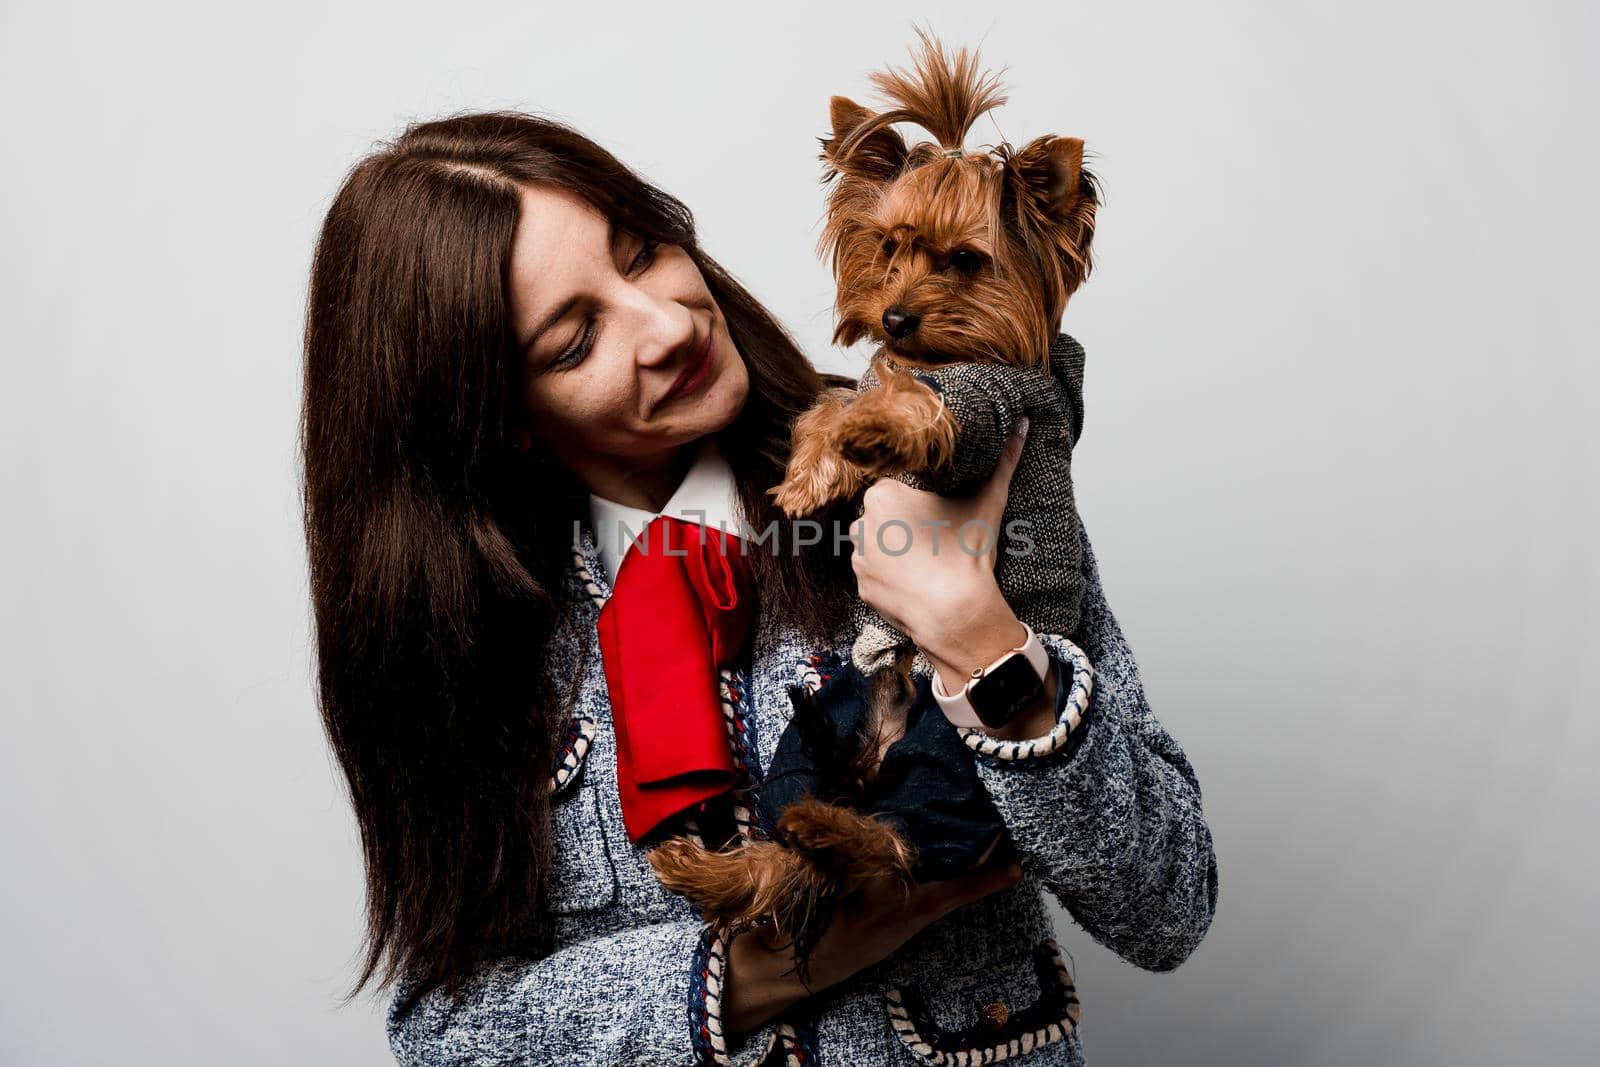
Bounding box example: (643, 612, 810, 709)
(553, 320, 596, 369)
(629, 239, 660, 273)
(949, 249, 983, 274)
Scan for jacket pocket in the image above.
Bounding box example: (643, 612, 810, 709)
(883, 938, 1081, 1064)
(547, 780, 618, 914)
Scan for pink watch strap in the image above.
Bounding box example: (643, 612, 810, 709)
(931, 620, 1050, 729)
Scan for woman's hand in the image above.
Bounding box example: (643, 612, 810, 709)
(852, 419, 1028, 661)
(722, 858, 1025, 1036)
(850, 418, 1058, 738)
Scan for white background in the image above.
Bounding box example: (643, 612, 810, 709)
(3, 1, 1596, 1063)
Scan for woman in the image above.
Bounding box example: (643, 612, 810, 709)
(300, 111, 1217, 1065)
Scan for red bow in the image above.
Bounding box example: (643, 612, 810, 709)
(596, 514, 755, 843)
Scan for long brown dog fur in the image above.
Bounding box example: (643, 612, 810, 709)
(647, 794, 917, 955)
(652, 30, 1100, 973)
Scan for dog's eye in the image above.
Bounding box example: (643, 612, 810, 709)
(881, 236, 898, 258)
(948, 249, 984, 274)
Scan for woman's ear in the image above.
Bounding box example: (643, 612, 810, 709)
(821, 96, 909, 183)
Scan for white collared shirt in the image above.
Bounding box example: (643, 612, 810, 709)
(587, 436, 754, 586)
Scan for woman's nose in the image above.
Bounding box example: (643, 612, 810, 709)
(630, 296, 696, 369)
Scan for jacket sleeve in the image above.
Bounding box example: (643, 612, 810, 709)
(960, 522, 1220, 972)
(858, 359, 1037, 498)
(387, 920, 780, 1067)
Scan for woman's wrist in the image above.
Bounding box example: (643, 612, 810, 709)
(920, 586, 1061, 741)
(914, 579, 1016, 680)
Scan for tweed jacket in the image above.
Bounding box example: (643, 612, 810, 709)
(851, 333, 1088, 677)
(386, 515, 1219, 1066)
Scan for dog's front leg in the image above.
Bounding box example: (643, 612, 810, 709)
(770, 387, 872, 516)
(832, 362, 958, 478)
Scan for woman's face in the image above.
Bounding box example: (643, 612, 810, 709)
(507, 183, 749, 497)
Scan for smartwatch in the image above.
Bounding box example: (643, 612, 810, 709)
(931, 620, 1050, 730)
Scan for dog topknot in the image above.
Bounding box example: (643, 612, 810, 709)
(835, 28, 1008, 166)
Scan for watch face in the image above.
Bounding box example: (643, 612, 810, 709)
(969, 652, 1046, 729)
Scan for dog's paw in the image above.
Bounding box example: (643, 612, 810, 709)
(769, 388, 871, 516)
(770, 435, 867, 516)
(834, 422, 905, 474)
(769, 469, 844, 517)
(832, 371, 956, 476)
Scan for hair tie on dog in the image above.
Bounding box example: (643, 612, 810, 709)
(942, 146, 963, 158)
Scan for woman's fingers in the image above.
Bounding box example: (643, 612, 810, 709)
(803, 860, 1027, 992)
(921, 861, 1025, 917)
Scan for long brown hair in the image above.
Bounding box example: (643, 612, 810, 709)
(299, 111, 855, 1012)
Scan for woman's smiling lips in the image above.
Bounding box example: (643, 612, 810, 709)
(661, 329, 715, 405)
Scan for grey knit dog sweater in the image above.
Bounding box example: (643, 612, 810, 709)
(850, 331, 1088, 675)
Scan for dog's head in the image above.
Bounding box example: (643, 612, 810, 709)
(818, 32, 1100, 368)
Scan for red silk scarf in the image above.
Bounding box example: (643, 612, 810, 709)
(595, 513, 755, 842)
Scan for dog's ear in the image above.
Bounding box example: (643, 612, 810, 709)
(1005, 134, 1100, 299)
(821, 96, 908, 182)
(1007, 135, 1086, 220)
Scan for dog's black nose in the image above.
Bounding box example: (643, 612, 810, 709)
(882, 307, 921, 339)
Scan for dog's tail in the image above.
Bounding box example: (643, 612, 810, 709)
(647, 797, 917, 971)
(862, 28, 1008, 155)
(648, 836, 826, 934)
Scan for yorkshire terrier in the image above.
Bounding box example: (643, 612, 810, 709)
(648, 32, 1101, 976)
